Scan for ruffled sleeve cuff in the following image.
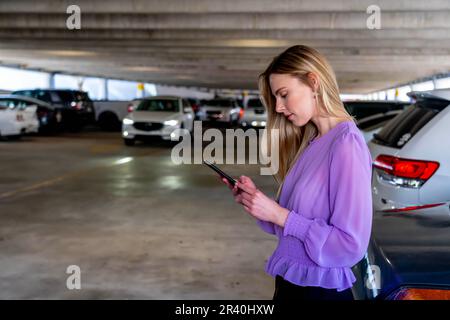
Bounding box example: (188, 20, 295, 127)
(283, 210, 314, 241)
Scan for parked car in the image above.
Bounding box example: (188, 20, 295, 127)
(0, 94, 61, 133)
(369, 89, 450, 212)
(356, 110, 403, 142)
(197, 98, 242, 126)
(0, 102, 39, 139)
(12, 89, 95, 131)
(240, 97, 267, 128)
(122, 96, 194, 146)
(352, 202, 450, 300)
(344, 101, 409, 121)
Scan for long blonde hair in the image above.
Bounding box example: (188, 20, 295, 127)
(258, 45, 354, 196)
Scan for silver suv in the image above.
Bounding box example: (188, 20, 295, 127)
(369, 89, 450, 215)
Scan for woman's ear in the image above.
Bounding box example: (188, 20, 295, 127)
(307, 73, 320, 93)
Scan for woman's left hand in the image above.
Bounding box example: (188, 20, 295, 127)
(236, 176, 289, 227)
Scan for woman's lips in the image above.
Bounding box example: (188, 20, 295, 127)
(287, 114, 294, 121)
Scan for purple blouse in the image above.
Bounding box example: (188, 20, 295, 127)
(257, 120, 373, 291)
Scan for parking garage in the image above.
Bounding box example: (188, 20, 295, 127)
(1, 0, 450, 302)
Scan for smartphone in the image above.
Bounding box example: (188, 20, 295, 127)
(203, 160, 237, 187)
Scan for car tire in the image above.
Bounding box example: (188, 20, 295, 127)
(124, 138, 135, 146)
(98, 112, 121, 131)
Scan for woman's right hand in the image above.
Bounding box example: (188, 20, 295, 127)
(220, 177, 242, 204)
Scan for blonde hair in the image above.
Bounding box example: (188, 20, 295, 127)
(258, 45, 354, 197)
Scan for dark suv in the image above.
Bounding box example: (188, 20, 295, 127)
(12, 89, 95, 131)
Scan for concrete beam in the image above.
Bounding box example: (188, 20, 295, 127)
(1, 0, 450, 13)
(1, 12, 450, 29)
(4, 40, 450, 56)
(2, 28, 450, 41)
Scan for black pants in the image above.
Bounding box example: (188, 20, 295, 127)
(272, 275, 354, 301)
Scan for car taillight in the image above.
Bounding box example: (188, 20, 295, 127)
(373, 154, 439, 188)
(239, 109, 245, 119)
(191, 104, 199, 112)
(71, 101, 83, 110)
(127, 104, 134, 113)
(387, 288, 450, 300)
(382, 202, 446, 213)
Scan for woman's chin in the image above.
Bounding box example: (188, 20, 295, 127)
(290, 118, 307, 127)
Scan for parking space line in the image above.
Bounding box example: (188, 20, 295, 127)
(0, 147, 168, 200)
(0, 173, 76, 200)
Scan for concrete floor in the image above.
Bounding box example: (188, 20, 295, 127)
(0, 128, 278, 299)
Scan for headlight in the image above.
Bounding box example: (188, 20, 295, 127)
(123, 118, 134, 125)
(164, 120, 179, 126)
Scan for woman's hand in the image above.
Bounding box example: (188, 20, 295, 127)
(221, 175, 289, 227)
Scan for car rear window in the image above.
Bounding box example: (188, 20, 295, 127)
(33, 90, 52, 103)
(56, 91, 75, 102)
(136, 99, 179, 112)
(246, 98, 263, 108)
(372, 98, 449, 148)
(357, 113, 399, 131)
(344, 102, 407, 120)
(206, 99, 233, 107)
(56, 91, 90, 102)
(73, 91, 91, 101)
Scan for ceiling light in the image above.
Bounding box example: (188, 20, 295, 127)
(42, 50, 96, 57)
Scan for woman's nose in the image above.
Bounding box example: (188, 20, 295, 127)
(275, 100, 284, 113)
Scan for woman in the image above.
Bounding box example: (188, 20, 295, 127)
(222, 45, 373, 300)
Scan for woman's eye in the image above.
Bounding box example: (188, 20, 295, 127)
(280, 93, 287, 98)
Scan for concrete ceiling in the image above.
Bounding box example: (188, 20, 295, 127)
(1, 0, 450, 93)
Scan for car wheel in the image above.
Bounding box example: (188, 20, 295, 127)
(98, 112, 121, 131)
(124, 138, 135, 146)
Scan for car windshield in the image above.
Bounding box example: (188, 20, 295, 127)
(373, 98, 449, 148)
(247, 98, 263, 108)
(136, 99, 180, 112)
(206, 99, 233, 107)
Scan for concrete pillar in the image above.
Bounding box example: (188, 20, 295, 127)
(103, 78, 108, 100)
(432, 76, 438, 90)
(48, 72, 55, 89)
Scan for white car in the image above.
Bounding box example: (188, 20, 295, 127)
(240, 97, 267, 128)
(369, 89, 450, 214)
(0, 102, 38, 138)
(122, 96, 194, 146)
(197, 98, 241, 125)
(357, 110, 403, 142)
(0, 94, 61, 133)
